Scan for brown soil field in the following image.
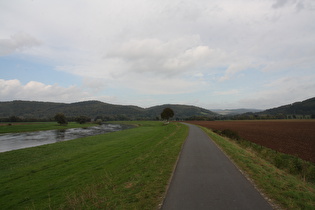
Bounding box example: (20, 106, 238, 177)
(187, 120, 315, 163)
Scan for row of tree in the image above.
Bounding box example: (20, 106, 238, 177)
(0, 116, 51, 122)
(54, 113, 92, 125)
(54, 107, 176, 125)
(1, 107, 176, 123)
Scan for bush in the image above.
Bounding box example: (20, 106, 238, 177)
(214, 129, 241, 140)
(95, 119, 102, 125)
(75, 116, 91, 124)
(54, 113, 68, 125)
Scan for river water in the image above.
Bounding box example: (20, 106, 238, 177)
(0, 124, 132, 153)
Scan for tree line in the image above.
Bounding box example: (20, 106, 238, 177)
(0, 107, 177, 123)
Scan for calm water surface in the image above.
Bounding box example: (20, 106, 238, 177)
(0, 124, 132, 153)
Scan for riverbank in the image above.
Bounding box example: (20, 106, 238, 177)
(0, 122, 99, 134)
(0, 124, 130, 153)
(0, 121, 188, 209)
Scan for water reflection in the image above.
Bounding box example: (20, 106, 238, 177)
(55, 129, 66, 142)
(0, 124, 132, 153)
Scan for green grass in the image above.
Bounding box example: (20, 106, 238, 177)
(0, 122, 98, 134)
(200, 126, 315, 210)
(0, 121, 188, 209)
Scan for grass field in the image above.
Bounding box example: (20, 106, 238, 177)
(0, 121, 188, 209)
(0, 122, 98, 134)
(200, 126, 315, 209)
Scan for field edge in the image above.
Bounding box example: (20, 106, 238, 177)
(199, 126, 315, 210)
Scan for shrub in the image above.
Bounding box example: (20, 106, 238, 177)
(54, 113, 68, 125)
(75, 116, 91, 124)
(214, 129, 241, 140)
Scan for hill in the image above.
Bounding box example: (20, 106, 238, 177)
(146, 104, 216, 120)
(0, 100, 217, 121)
(211, 109, 262, 116)
(260, 97, 315, 116)
(228, 97, 315, 120)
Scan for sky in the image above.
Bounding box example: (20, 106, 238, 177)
(0, 0, 315, 110)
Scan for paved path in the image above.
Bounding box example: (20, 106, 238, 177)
(161, 123, 273, 210)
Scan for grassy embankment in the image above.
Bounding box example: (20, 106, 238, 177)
(200, 127, 315, 210)
(0, 122, 99, 134)
(0, 121, 188, 209)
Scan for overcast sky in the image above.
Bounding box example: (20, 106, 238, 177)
(1, 0, 314, 109)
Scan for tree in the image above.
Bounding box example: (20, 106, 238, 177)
(75, 116, 91, 124)
(8, 116, 21, 122)
(161, 108, 174, 121)
(54, 113, 68, 125)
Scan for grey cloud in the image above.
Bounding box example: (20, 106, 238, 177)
(272, 0, 290, 9)
(0, 32, 41, 56)
(271, 0, 313, 11)
(1, 1, 314, 108)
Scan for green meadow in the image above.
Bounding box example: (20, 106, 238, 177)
(0, 121, 188, 209)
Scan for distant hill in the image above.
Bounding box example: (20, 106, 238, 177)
(228, 97, 315, 120)
(0, 100, 217, 121)
(211, 109, 262, 116)
(146, 104, 216, 119)
(259, 97, 315, 116)
(2, 97, 313, 121)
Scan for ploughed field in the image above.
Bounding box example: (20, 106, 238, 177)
(187, 120, 315, 163)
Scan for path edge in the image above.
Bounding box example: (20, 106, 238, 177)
(197, 125, 280, 210)
(158, 122, 190, 209)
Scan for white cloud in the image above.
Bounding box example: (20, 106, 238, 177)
(214, 89, 240, 96)
(106, 36, 222, 77)
(0, 0, 314, 109)
(0, 79, 90, 103)
(163, 45, 222, 72)
(123, 76, 202, 95)
(238, 75, 315, 109)
(57, 36, 226, 95)
(219, 60, 253, 82)
(0, 32, 41, 56)
(83, 77, 108, 92)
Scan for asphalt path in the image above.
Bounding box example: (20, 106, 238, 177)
(161, 123, 273, 210)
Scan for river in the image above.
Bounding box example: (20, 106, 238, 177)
(0, 124, 133, 153)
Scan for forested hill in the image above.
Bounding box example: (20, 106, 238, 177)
(146, 104, 216, 120)
(0, 100, 217, 121)
(259, 97, 315, 116)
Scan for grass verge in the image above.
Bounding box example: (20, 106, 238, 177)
(212, 129, 315, 184)
(200, 126, 315, 209)
(0, 122, 99, 134)
(0, 121, 188, 209)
